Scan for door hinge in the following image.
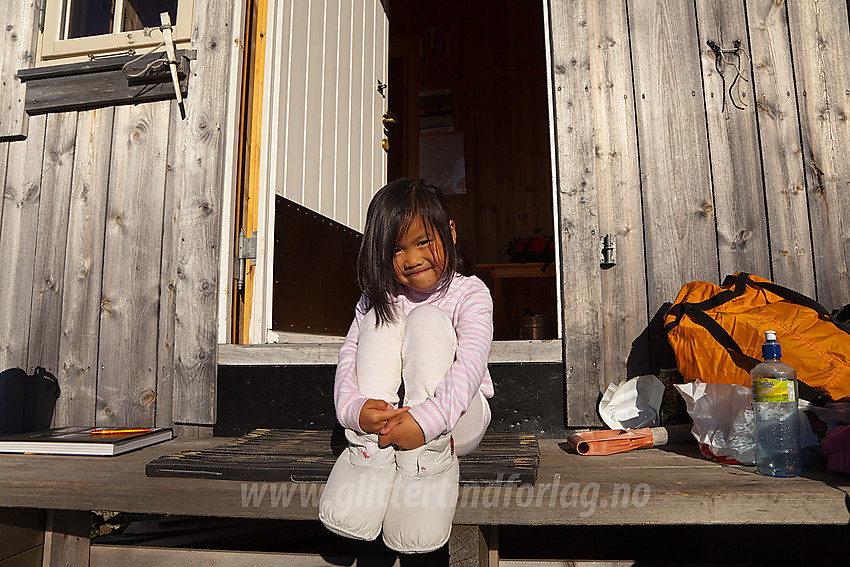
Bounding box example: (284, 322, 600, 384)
(600, 234, 616, 267)
(37, 0, 46, 32)
(234, 230, 257, 292)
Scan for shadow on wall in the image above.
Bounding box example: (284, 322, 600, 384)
(0, 367, 59, 435)
(627, 302, 677, 379)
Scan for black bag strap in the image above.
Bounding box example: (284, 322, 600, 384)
(678, 308, 762, 372)
(722, 273, 850, 333)
(664, 274, 748, 328)
(664, 272, 850, 373)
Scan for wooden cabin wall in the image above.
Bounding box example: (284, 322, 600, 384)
(0, 0, 236, 433)
(389, 0, 555, 268)
(551, 0, 850, 426)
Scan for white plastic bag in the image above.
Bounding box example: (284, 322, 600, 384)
(674, 380, 836, 465)
(675, 380, 755, 464)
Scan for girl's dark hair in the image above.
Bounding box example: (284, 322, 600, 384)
(358, 178, 461, 325)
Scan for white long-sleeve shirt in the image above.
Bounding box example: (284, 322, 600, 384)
(334, 273, 495, 442)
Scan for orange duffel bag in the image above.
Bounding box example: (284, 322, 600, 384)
(664, 273, 850, 400)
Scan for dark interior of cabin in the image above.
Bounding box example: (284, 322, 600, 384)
(273, 0, 557, 341)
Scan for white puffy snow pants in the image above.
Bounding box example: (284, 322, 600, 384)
(356, 304, 491, 456)
(319, 304, 490, 553)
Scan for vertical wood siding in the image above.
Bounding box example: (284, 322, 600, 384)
(268, 0, 387, 232)
(96, 102, 171, 428)
(26, 112, 78, 377)
(170, 0, 235, 425)
(0, 115, 46, 371)
(786, 1, 850, 310)
(2, 1, 849, 432)
(746, 0, 814, 297)
(550, 0, 850, 426)
(549, 0, 604, 426)
(0, 1, 39, 140)
(0, 0, 234, 429)
(587, 0, 649, 401)
(55, 107, 114, 427)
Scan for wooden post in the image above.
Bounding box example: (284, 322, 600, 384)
(449, 525, 498, 567)
(42, 510, 90, 567)
(548, 0, 605, 427)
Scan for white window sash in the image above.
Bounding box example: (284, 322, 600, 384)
(42, 0, 193, 63)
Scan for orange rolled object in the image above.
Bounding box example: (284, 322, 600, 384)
(567, 429, 654, 456)
(567, 424, 693, 456)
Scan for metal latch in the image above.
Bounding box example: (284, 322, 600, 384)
(600, 234, 616, 267)
(235, 230, 257, 292)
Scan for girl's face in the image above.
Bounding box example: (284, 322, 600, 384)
(393, 217, 456, 290)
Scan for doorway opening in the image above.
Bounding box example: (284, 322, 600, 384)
(385, 0, 556, 340)
(257, 0, 556, 343)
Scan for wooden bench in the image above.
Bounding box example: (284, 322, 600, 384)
(1, 436, 849, 566)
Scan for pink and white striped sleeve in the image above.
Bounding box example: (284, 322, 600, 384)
(333, 296, 370, 433)
(407, 279, 494, 442)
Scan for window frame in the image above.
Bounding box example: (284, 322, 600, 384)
(39, 0, 194, 64)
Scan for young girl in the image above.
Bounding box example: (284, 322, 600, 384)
(319, 178, 494, 553)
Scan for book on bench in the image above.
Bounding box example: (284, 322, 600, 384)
(0, 426, 173, 456)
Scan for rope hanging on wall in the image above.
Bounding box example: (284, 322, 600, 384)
(707, 39, 750, 112)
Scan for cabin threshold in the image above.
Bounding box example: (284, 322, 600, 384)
(217, 340, 563, 366)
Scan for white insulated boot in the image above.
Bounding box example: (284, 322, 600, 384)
(381, 434, 459, 553)
(318, 429, 396, 541)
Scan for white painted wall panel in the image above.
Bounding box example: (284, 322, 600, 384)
(269, 0, 388, 232)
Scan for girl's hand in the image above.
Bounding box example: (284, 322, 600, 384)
(379, 412, 426, 450)
(359, 399, 410, 434)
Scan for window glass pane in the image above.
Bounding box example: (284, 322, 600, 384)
(123, 0, 179, 32)
(67, 0, 115, 39)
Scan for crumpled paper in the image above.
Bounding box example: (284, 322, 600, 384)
(599, 375, 665, 430)
(675, 380, 755, 464)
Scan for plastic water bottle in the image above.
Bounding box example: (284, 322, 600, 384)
(751, 330, 801, 477)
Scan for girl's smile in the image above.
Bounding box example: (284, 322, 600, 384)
(393, 217, 456, 290)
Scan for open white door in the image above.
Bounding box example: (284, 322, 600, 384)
(249, 0, 389, 344)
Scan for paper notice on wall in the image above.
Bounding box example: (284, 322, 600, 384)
(419, 89, 453, 132)
(418, 133, 466, 195)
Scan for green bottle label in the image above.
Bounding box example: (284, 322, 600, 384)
(753, 377, 796, 403)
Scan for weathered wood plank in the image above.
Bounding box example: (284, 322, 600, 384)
(0, 142, 9, 245)
(171, 0, 235, 424)
(41, 510, 89, 567)
(629, 0, 718, 332)
(55, 108, 114, 427)
(587, 0, 650, 383)
(217, 340, 563, 366)
(786, 1, 850, 310)
(155, 103, 183, 430)
(0, 114, 46, 371)
(0, 0, 38, 140)
(695, 1, 771, 280)
(745, 0, 816, 296)
(0, 438, 847, 525)
(549, 0, 604, 426)
(26, 112, 78, 377)
(96, 101, 171, 428)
